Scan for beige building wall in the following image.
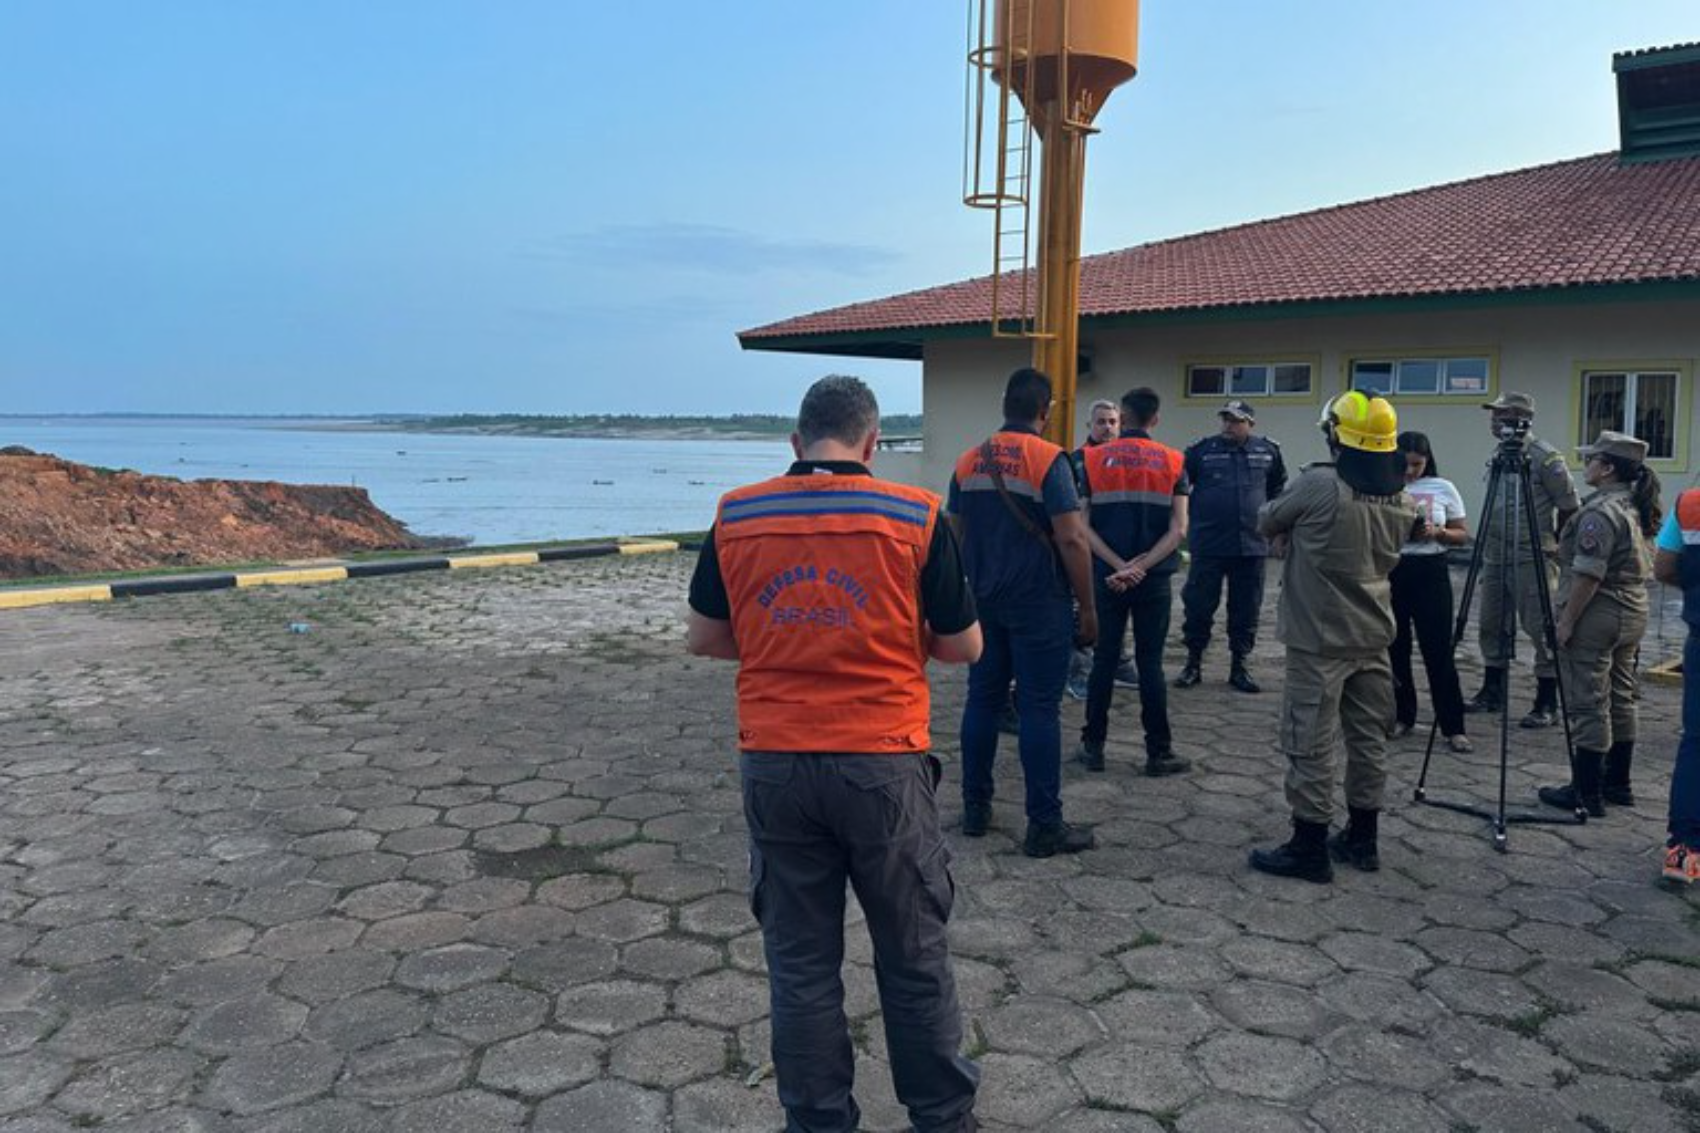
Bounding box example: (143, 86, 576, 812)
(901, 298, 1697, 518)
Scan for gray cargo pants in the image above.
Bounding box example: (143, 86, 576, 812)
(1280, 648, 1394, 824)
(740, 751, 979, 1133)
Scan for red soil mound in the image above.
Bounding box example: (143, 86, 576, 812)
(0, 449, 429, 579)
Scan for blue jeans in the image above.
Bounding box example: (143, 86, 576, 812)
(1673, 633, 1700, 844)
(961, 599, 1072, 826)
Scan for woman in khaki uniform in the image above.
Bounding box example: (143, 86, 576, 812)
(1540, 431, 1662, 817)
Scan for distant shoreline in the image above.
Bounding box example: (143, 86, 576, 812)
(4, 413, 923, 444)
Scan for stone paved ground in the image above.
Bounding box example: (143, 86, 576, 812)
(1, 551, 1697, 1133)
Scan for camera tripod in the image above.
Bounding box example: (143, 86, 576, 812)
(1413, 432, 1585, 851)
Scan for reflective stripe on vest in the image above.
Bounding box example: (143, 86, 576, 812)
(1084, 435, 1186, 568)
(716, 475, 938, 754)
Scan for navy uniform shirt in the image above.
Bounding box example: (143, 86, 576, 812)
(1184, 432, 1287, 557)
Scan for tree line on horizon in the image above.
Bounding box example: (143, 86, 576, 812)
(387, 412, 925, 436)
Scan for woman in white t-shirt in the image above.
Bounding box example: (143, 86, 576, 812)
(1391, 432, 1473, 752)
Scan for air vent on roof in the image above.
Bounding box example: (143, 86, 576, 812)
(1615, 43, 1700, 164)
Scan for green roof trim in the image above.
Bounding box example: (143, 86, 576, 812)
(738, 281, 1700, 359)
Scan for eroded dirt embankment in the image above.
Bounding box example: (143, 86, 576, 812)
(0, 447, 429, 579)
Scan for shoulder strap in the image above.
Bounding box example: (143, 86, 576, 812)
(981, 439, 1056, 551)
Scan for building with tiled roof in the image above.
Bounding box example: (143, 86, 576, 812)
(741, 43, 1700, 509)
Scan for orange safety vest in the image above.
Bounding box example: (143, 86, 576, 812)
(1083, 433, 1187, 570)
(951, 429, 1070, 603)
(715, 473, 939, 753)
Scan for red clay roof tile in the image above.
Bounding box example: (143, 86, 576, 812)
(740, 152, 1700, 344)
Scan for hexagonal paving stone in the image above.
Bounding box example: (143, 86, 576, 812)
(1410, 926, 1530, 973)
(338, 1033, 470, 1105)
(678, 892, 755, 939)
(509, 938, 619, 991)
(621, 936, 721, 982)
(1308, 1083, 1452, 1133)
(1210, 979, 1340, 1041)
(394, 943, 510, 993)
(1318, 1025, 1453, 1092)
(200, 1040, 342, 1116)
(359, 911, 471, 951)
(0, 1050, 75, 1115)
(675, 970, 769, 1027)
(1176, 1098, 1314, 1133)
(574, 898, 670, 944)
(432, 982, 550, 1044)
(534, 1079, 668, 1133)
(672, 1075, 787, 1133)
(182, 994, 307, 1054)
(974, 1051, 1081, 1128)
(608, 1020, 728, 1088)
(42, 1001, 185, 1059)
(557, 979, 669, 1036)
(1072, 1042, 1202, 1113)
(535, 872, 627, 911)
(477, 1029, 604, 1096)
(1316, 932, 1431, 979)
(980, 995, 1102, 1057)
(303, 989, 428, 1052)
(275, 950, 395, 1004)
(51, 1046, 205, 1122)
(630, 864, 722, 903)
(1196, 1030, 1329, 1101)
(1116, 944, 1231, 991)
(1220, 935, 1341, 987)
(386, 1088, 524, 1132)
(336, 880, 434, 922)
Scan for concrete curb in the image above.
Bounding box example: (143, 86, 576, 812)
(0, 540, 681, 611)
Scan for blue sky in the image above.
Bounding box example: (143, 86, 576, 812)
(2, 1, 1695, 416)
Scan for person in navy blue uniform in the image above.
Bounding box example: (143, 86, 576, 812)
(950, 368, 1099, 858)
(1175, 399, 1287, 694)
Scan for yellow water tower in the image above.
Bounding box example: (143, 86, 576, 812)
(966, 0, 1139, 447)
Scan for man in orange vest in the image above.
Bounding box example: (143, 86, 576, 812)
(687, 375, 983, 1133)
(950, 367, 1099, 857)
(1075, 387, 1193, 776)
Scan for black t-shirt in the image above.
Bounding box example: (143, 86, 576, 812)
(688, 461, 976, 635)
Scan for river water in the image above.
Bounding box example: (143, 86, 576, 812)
(1, 417, 794, 547)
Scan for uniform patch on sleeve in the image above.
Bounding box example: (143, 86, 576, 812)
(1576, 513, 1608, 557)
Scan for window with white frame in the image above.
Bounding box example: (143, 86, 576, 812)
(1581, 370, 1678, 460)
(1185, 361, 1313, 398)
(1350, 355, 1490, 396)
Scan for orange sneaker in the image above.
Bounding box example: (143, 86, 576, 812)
(1662, 844, 1700, 885)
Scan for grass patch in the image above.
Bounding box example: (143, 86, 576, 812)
(1504, 1003, 1560, 1038)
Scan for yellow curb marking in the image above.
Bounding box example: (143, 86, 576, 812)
(618, 541, 679, 555)
(0, 585, 115, 609)
(448, 552, 541, 569)
(235, 567, 351, 588)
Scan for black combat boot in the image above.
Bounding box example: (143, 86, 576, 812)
(1464, 667, 1506, 714)
(1327, 807, 1381, 872)
(1539, 748, 1606, 818)
(1074, 739, 1106, 772)
(961, 800, 991, 838)
(1519, 677, 1559, 729)
(1249, 819, 1333, 883)
(1228, 653, 1261, 694)
(1145, 749, 1191, 777)
(1173, 652, 1203, 689)
(1603, 741, 1636, 807)
(1023, 820, 1095, 858)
